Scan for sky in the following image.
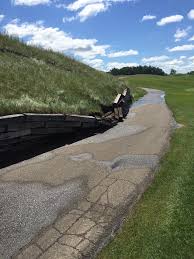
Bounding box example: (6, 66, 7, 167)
(0, 0, 194, 73)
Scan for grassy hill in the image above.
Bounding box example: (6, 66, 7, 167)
(0, 34, 128, 116)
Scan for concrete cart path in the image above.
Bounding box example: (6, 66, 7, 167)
(0, 89, 175, 259)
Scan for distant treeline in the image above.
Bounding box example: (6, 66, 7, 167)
(109, 65, 166, 76)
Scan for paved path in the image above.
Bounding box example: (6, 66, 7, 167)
(0, 89, 175, 259)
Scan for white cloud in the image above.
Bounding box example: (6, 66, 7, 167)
(106, 61, 138, 71)
(0, 14, 5, 22)
(65, 0, 134, 22)
(107, 49, 138, 58)
(74, 44, 110, 59)
(83, 58, 104, 70)
(10, 18, 20, 24)
(178, 63, 194, 73)
(66, 0, 132, 11)
(163, 59, 191, 73)
(188, 9, 194, 20)
(142, 55, 169, 63)
(78, 3, 108, 22)
(174, 27, 191, 42)
(63, 2, 110, 22)
(63, 16, 77, 23)
(189, 35, 194, 41)
(157, 15, 184, 26)
(179, 56, 186, 60)
(67, 0, 102, 11)
(189, 56, 194, 60)
(4, 20, 109, 59)
(165, 59, 184, 66)
(167, 44, 194, 52)
(141, 15, 156, 22)
(12, 0, 51, 6)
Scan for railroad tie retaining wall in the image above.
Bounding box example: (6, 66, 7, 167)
(0, 113, 100, 152)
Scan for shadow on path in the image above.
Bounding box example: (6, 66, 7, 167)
(0, 127, 109, 169)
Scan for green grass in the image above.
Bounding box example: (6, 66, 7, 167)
(98, 74, 194, 259)
(0, 34, 145, 116)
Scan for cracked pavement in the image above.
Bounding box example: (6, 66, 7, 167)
(0, 89, 174, 259)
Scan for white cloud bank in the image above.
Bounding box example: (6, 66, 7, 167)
(107, 49, 138, 58)
(63, 0, 135, 22)
(141, 15, 156, 22)
(4, 20, 109, 60)
(0, 14, 5, 22)
(12, 0, 51, 6)
(157, 15, 184, 26)
(106, 57, 194, 74)
(142, 55, 194, 74)
(188, 9, 194, 20)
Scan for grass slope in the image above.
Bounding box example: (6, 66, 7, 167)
(99, 74, 194, 259)
(0, 34, 138, 116)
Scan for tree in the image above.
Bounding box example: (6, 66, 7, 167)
(188, 71, 194, 75)
(110, 68, 120, 76)
(170, 69, 177, 75)
(109, 65, 166, 76)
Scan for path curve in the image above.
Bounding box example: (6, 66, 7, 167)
(0, 89, 175, 259)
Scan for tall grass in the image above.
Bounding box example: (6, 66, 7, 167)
(0, 34, 129, 116)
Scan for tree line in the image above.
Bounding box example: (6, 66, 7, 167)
(109, 65, 166, 76)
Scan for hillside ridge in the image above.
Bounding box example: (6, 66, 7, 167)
(0, 34, 124, 116)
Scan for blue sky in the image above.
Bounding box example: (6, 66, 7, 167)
(0, 0, 194, 73)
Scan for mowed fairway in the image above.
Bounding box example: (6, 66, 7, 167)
(99, 75, 194, 259)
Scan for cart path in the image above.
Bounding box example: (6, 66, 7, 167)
(0, 89, 175, 259)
